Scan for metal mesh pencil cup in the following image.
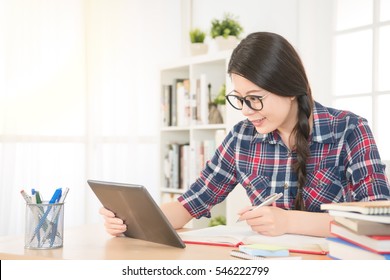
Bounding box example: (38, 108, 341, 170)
(24, 202, 64, 249)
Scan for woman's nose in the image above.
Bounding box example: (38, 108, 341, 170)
(241, 101, 255, 116)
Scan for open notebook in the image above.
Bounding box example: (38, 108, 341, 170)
(179, 225, 328, 255)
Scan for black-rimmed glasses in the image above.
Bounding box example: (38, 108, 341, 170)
(225, 91, 270, 111)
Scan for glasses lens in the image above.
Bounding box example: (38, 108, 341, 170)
(245, 96, 263, 111)
(226, 93, 267, 111)
(226, 95, 244, 110)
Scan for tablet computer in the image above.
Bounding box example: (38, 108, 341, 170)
(87, 180, 186, 248)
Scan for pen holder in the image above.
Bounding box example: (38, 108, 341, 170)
(24, 202, 64, 249)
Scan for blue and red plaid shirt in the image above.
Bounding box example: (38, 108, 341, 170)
(178, 101, 390, 219)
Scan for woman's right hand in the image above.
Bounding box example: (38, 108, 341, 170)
(99, 207, 127, 236)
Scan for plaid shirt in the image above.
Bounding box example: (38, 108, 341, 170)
(178, 101, 390, 219)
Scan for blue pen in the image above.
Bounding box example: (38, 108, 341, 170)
(49, 188, 62, 203)
(48, 188, 69, 246)
(41, 188, 70, 246)
(31, 188, 62, 246)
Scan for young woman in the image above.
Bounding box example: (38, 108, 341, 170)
(100, 32, 390, 238)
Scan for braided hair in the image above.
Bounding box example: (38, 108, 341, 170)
(228, 32, 313, 210)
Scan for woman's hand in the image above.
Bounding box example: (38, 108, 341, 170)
(99, 207, 127, 236)
(237, 205, 290, 236)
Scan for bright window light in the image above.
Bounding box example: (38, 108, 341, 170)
(376, 94, 390, 159)
(333, 30, 372, 96)
(333, 96, 372, 126)
(378, 26, 390, 91)
(335, 0, 372, 31)
(380, 0, 390, 21)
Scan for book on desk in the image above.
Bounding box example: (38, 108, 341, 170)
(327, 237, 390, 260)
(330, 221, 390, 254)
(178, 225, 328, 255)
(333, 215, 390, 235)
(321, 200, 390, 215)
(321, 200, 390, 260)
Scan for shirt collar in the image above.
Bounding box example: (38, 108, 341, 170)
(311, 101, 337, 143)
(251, 101, 336, 144)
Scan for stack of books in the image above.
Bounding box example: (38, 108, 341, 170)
(321, 200, 390, 260)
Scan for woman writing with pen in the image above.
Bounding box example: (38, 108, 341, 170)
(100, 32, 390, 237)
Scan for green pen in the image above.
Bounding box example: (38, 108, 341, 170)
(35, 191, 42, 204)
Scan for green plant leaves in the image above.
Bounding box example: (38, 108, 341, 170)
(189, 28, 206, 43)
(208, 215, 227, 227)
(210, 13, 243, 39)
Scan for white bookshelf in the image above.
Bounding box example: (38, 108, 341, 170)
(159, 51, 235, 228)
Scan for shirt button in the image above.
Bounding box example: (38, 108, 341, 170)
(284, 183, 289, 189)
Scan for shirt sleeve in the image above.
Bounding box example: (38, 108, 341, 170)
(345, 118, 390, 201)
(178, 127, 239, 219)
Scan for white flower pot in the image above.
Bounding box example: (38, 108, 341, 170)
(214, 36, 240, 51)
(190, 43, 208, 56)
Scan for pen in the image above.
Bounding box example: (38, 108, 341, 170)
(42, 187, 70, 246)
(31, 188, 62, 245)
(49, 187, 69, 246)
(236, 192, 283, 222)
(59, 187, 69, 203)
(22, 189, 43, 244)
(49, 188, 62, 203)
(20, 190, 32, 204)
(35, 191, 42, 204)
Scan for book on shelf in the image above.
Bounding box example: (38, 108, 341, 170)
(176, 79, 191, 126)
(196, 74, 209, 125)
(327, 237, 390, 260)
(164, 143, 179, 189)
(327, 209, 390, 224)
(321, 200, 390, 215)
(189, 84, 197, 125)
(333, 215, 390, 235)
(179, 144, 191, 190)
(191, 139, 216, 181)
(330, 221, 390, 254)
(164, 142, 191, 190)
(178, 225, 328, 255)
(170, 78, 183, 127)
(161, 84, 172, 127)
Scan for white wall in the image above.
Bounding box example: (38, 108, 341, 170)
(0, 0, 184, 236)
(0, 0, 332, 235)
(297, 0, 333, 106)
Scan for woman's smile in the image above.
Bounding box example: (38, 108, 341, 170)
(250, 117, 266, 127)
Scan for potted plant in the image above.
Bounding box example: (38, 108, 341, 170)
(189, 28, 208, 56)
(208, 215, 226, 227)
(208, 83, 226, 124)
(210, 13, 244, 51)
(213, 83, 226, 106)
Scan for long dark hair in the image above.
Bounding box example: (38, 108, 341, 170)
(228, 32, 313, 211)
